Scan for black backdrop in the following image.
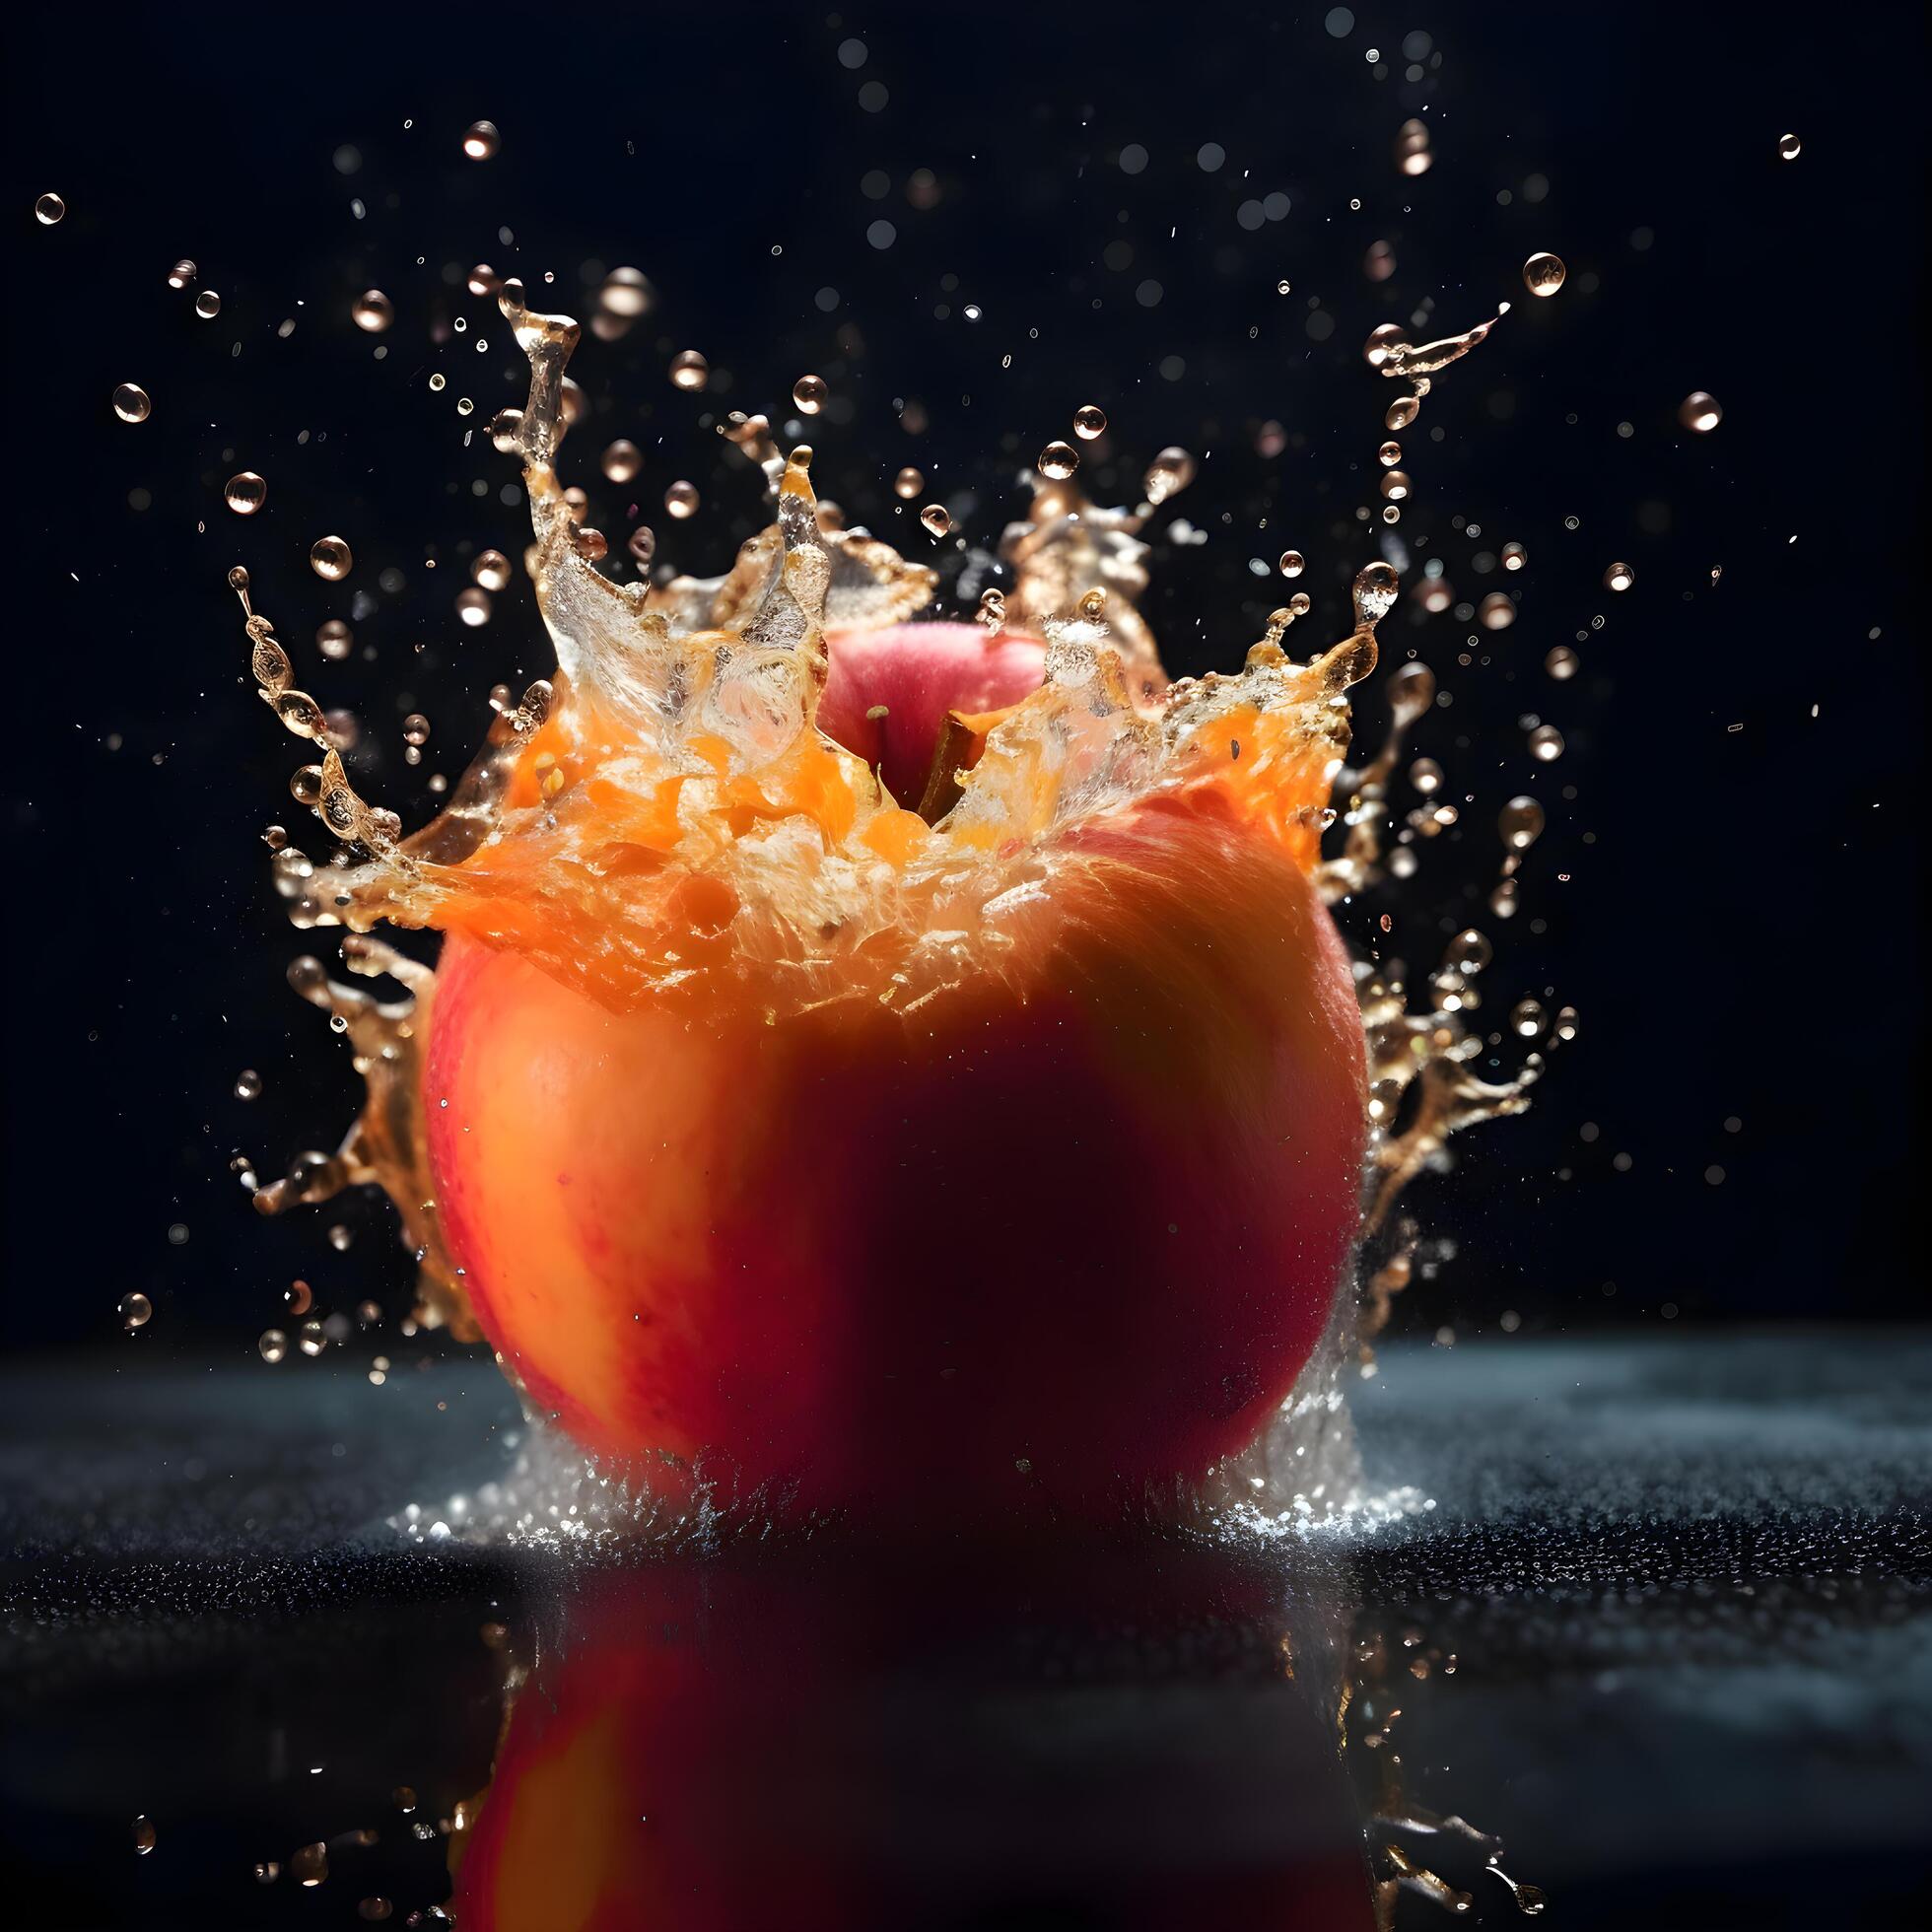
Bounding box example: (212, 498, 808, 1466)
(4, 1, 1923, 1353)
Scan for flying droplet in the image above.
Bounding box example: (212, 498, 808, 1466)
(1409, 758, 1444, 795)
(1528, 724, 1565, 761)
(113, 383, 152, 424)
(1510, 998, 1548, 1038)
(258, 1329, 288, 1363)
(1498, 794, 1546, 851)
(235, 1069, 263, 1100)
(352, 289, 393, 333)
(663, 480, 700, 519)
(167, 258, 197, 289)
(225, 472, 267, 516)
(316, 619, 353, 661)
(628, 525, 656, 566)
(668, 350, 709, 392)
(1501, 541, 1528, 571)
(1077, 588, 1108, 621)
(601, 439, 642, 483)
(1777, 132, 1802, 161)
(1363, 323, 1407, 369)
(919, 504, 952, 538)
(284, 1279, 313, 1316)
(489, 408, 523, 454)
(461, 120, 501, 161)
(1385, 393, 1419, 432)
(34, 191, 66, 226)
(131, 1817, 156, 1854)
(402, 714, 431, 747)
(1394, 119, 1432, 177)
(1037, 440, 1079, 480)
(1276, 278, 1293, 295)
(600, 266, 655, 317)
(119, 1292, 153, 1332)
(1678, 391, 1722, 433)
(428, 373, 446, 393)
(1379, 469, 1412, 501)
(473, 549, 511, 591)
(1522, 252, 1566, 298)
(1603, 560, 1635, 592)
(793, 374, 828, 414)
(1142, 445, 1197, 505)
(1545, 645, 1579, 680)
(1278, 550, 1305, 578)
(298, 1319, 327, 1357)
(290, 1841, 329, 1887)
(894, 465, 925, 499)
(455, 587, 491, 627)
(194, 290, 222, 320)
(1478, 592, 1516, 630)
(1072, 403, 1107, 440)
(1377, 441, 1402, 466)
(310, 535, 353, 581)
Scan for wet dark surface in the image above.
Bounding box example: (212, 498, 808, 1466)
(4, 1332, 1928, 1928)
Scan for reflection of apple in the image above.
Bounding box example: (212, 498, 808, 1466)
(452, 1544, 1373, 1930)
(424, 622, 1366, 1515)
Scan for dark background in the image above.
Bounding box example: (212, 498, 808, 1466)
(4, 1, 1923, 1355)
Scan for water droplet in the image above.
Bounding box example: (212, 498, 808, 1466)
(1478, 591, 1516, 630)
(1385, 393, 1418, 432)
(258, 1328, 288, 1363)
(1276, 278, 1293, 295)
(310, 535, 354, 581)
(428, 373, 447, 393)
(1379, 468, 1411, 500)
(254, 1860, 281, 1883)
(1077, 588, 1108, 621)
(392, 1786, 417, 1813)
(235, 1069, 263, 1100)
(34, 191, 66, 226)
(976, 588, 1006, 630)
(461, 120, 501, 161)
(1603, 560, 1635, 592)
(663, 480, 699, 519)
(601, 439, 642, 483)
(359, 1901, 394, 1923)
(1395, 119, 1432, 176)
(316, 619, 354, 662)
(599, 266, 654, 318)
(893, 465, 925, 499)
(1409, 757, 1443, 795)
(1528, 724, 1565, 761)
(131, 1816, 156, 1854)
(1510, 998, 1548, 1038)
(455, 586, 491, 627)
(1277, 550, 1305, 578)
(1142, 446, 1197, 505)
(466, 262, 500, 298)
(1377, 441, 1403, 467)
(113, 382, 152, 424)
(1363, 323, 1407, 369)
(352, 289, 393, 333)
(472, 549, 511, 591)
(1445, 928, 1492, 975)
(402, 713, 431, 747)
(119, 1292, 153, 1332)
(627, 525, 657, 567)
(919, 503, 952, 538)
(285, 1279, 313, 1316)
(1037, 440, 1079, 480)
(225, 472, 268, 517)
(793, 373, 828, 414)
(1498, 794, 1546, 851)
(1071, 403, 1107, 440)
(167, 258, 197, 289)
(489, 408, 523, 453)
(290, 1841, 329, 1887)
(1522, 252, 1566, 298)
(194, 290, 222, 320)
(1545, 645, 1579, 680)
(1777, 132, 1802, 161)
(1352, 561, 1400, 628)
(298, 1319, 327, 1357)
(668, 350, 709, 392)
(1678, 390, 1722, 433)
(1501, 541, 1528, 571)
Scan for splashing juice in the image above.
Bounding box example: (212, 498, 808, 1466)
(239, 280, 1556, 1521)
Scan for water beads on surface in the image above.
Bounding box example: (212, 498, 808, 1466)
(34, 191, 65, 225)
(225, 472, 268, 516)
(1678, 391, 1722, 433)
(461, 120, 501, 161)
(119, 1292, 153, 1332)
(1522, 252, 1566, 298)
(112, 382, 152, 423)
(352, 289, 393, 333)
